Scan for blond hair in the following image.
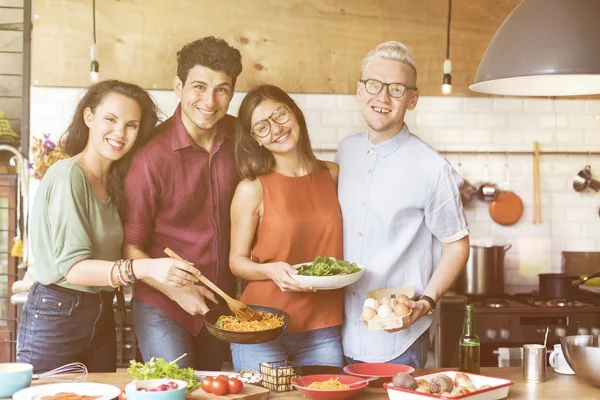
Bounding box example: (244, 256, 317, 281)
(361, 41, 417, 85)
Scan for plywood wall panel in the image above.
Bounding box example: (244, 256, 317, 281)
(0, 31, 22, 52)
(0, 75, 21, 96)
(31, 0, 522, 95)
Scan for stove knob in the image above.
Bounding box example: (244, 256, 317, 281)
(555, 327, 567, 338)
(577, 327, 589, 335)
(500, 329, 510, 339)
(592, 327, 600, 336)
(485, 329, 497, 340)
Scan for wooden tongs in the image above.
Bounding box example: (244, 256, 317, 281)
(164, 248, 263, 322)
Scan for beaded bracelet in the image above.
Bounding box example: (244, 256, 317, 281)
(130, 259, 138, 281)
(115, 260, 129, 287)
(120, 260, 133, 287)
(125, 259, 137, 283)
(107, 261, 119, 288)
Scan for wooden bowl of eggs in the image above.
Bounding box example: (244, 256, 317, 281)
(360, 286, 415, 330)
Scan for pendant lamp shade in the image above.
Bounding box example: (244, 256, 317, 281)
(469, 0, 600, 96)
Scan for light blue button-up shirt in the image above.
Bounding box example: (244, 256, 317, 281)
(336, 124, 469, 362)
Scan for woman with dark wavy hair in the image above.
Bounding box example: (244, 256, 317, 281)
(230, 84, 345, 370)
(17, 80, 200, 373)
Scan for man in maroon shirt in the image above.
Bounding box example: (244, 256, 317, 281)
(123, 36, 242, 370)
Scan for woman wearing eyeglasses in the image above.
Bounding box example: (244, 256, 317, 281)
(229, 84, 344, 370)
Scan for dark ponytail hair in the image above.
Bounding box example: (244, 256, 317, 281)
(61, 80, 159, 216)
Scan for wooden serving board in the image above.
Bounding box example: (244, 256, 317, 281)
(188, 384, 270, 399)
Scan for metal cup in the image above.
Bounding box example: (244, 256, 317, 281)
(523, 344, 547, 382)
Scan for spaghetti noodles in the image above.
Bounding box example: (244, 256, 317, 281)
(306, 378, 350, 390)
(217, 312, 285, 331)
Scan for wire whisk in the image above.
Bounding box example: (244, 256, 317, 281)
(33, 362, 88, 383)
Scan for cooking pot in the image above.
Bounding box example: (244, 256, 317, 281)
(538, 272, 600, 300)
(455, 244, 512, 296)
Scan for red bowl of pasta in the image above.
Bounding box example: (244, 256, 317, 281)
(291, 374, 368, 400)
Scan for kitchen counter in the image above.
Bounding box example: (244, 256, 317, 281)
(439, 293, 467, 304)
(5, 367, 598, 400)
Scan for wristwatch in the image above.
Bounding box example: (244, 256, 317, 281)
(413, 294, 437, 315)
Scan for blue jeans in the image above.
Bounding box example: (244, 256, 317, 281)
(16, 282, 117, 373)
(231, 326, 344, 371)
(344, 330, 430, 368)
(133, 298, 226, 370)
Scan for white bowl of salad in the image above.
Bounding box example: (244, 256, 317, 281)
(290, 257, 365, 290)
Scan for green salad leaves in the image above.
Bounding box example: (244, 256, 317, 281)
(127, 356, 199, 393)
(297, 256, 362, 276)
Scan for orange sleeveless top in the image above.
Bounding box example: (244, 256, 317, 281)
(239, 164, 344, 333)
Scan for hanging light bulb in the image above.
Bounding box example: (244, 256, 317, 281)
(441, 0, 452, 95)
(89, 0, 100, 83)
(442, 59, 452, 95)
(89, 43, 99, 83)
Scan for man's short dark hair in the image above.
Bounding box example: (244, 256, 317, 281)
(177, 36, 243, 87)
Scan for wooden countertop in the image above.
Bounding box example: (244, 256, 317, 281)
(6, 367, 599, 400)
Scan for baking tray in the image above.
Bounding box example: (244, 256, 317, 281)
(384, 370, 514, 400)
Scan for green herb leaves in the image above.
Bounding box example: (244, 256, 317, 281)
(296, 256, 362, 276)
(127, 356, 199, 393)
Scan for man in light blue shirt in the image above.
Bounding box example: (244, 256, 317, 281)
(336, 41, 470, 367)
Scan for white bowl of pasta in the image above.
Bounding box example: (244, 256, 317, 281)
(291, 374, 369, 400)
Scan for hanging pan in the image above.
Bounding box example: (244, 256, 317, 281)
(489, 161, 523, 225)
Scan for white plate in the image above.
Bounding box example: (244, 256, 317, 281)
(13, 382, 121, 400)
(290, 262, 365, 290)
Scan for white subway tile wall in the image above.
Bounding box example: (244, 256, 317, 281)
(30, 87, 600, 292)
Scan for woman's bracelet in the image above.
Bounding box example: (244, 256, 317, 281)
(107, 261, 119, 288)
(116, 260, 129, 287)
(125, 259, 137, 283)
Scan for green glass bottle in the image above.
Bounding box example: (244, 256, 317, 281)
(458, 304, 480, 373)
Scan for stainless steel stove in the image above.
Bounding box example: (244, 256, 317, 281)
(438, 291, 600, 367)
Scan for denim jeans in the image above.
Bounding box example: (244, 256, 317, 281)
(132, 298, 226, 370)
(231, 326, 344, 371)
(16, 282, 117, 374)
(344, 330, 430, 368)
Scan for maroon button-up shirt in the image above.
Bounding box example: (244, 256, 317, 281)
(123, 105, 238, 335)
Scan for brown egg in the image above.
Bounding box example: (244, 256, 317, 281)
(396, 294, 410, 304)
(361, 306, 377, 321)
(379, 296, 391, 307)
(393, 303, 410, 317)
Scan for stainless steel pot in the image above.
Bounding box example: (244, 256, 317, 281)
(455, 244, 512, 296)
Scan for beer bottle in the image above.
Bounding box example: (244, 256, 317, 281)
(459, 304, 480, 373)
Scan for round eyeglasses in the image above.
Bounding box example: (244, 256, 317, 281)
(251, 105, 291, 138)
(359, 79, 417, 98)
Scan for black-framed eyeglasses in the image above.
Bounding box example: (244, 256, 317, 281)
(251, 105, 291, 138)
(359, 79, 417, 98)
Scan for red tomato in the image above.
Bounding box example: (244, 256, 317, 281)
(118, 390, 127, 400)
(200, 377, 214, 393)
(227, 378, 243, 394)
(216, 374, 229, 382)
(211, 379, 228, 396)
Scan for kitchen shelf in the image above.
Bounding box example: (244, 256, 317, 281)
(315, 148, 600, 156)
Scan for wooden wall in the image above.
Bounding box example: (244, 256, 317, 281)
(31, 0, 522, 96)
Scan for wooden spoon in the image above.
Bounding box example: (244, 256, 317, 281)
(164, 248, 263, 322)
